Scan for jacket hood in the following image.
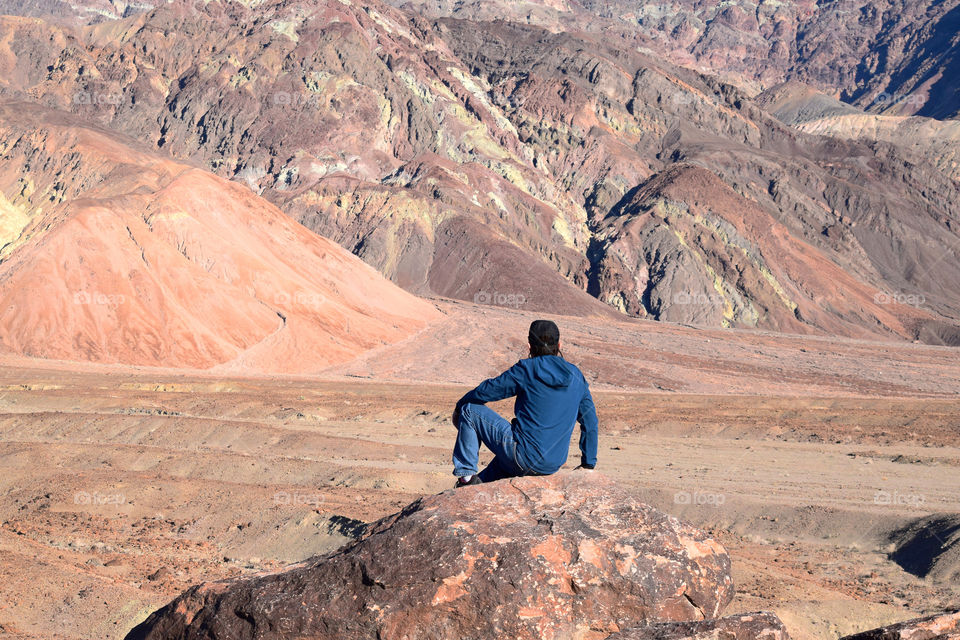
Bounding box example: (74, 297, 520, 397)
(527, 355, 573, 388)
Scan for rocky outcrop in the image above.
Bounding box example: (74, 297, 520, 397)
(609, 611, 790, 639)
(840, 610, 960, 640)
(126, 473, 735, 639)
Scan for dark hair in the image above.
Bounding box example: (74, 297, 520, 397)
(528, 319, 561, 357)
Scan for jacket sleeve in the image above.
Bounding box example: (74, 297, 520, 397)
(577, 382, 599, 468)
(456, 363, 522, 410)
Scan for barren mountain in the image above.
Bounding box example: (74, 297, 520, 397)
(758, 81, 960, 182)
(1, 0, 620, 317)
(589, 164, 935, 339)
(434, 19, 960, 341)
(1, 0, 958, 344)
(391, 0, 960, 119)
(0, 0, 152, 25)
(0, 100, 438, 370)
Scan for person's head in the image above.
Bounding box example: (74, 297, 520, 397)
(528, 319, 561, 358)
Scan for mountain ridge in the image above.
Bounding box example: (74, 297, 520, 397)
(1, 0, 958, 347)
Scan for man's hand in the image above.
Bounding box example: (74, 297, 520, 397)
(451, 407, 461, 429)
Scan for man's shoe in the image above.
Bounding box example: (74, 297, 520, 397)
(454, 475, 482, 488)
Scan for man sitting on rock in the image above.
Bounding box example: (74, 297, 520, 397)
(451, 319, 599, 487)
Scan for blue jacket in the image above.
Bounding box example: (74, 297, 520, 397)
(456, 355, 598, 474)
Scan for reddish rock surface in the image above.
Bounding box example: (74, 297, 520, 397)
(12, 0, 960, 121)
(840, 610, 960, 639)
(0, 101, 439, 371)
(608, 611, 790, 639)
(126, 472, 734, 639)
(590, 163, 938, 340)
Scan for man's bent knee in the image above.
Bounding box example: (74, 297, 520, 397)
(458, 403, 482, 423)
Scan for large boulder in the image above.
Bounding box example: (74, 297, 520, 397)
(840, 611, 960, 640)
(608, 611, 790, 639)
(127, 472, 734, 640)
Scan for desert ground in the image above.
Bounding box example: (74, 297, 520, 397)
(2, 0, 959, 637)
(1, 303, 958, 639)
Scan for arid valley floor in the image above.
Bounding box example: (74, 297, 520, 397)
(1, 303, 958, 639)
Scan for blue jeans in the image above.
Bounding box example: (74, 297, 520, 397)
(453, 403, 526, 482)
